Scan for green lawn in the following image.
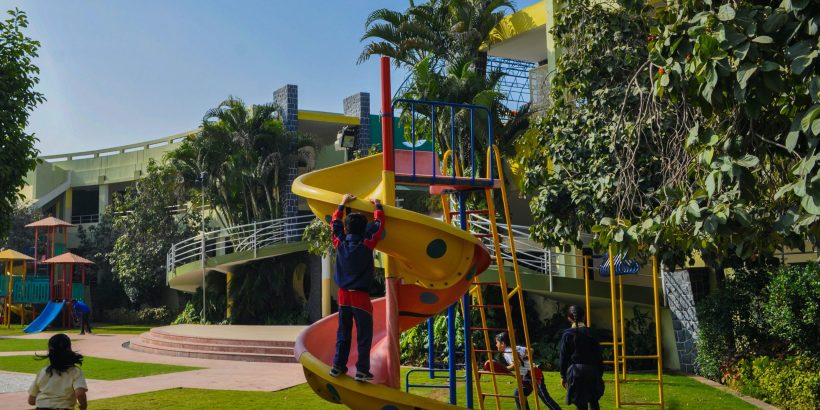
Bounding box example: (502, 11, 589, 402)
(0, 355, 201, 380)
(0, 324, 154, 337)
(0, 338, 57, 352)
(89, 369, 754, 409)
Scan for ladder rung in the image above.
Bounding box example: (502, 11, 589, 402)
(471, 304, 505, 309)
(465, 209, 490, 215)
(619, 378, 661, 383)
(473, 233, 493, 238)
(471, 327, 508, 332)
(472, 281, 499, 286)
(480, 393, 518, 398)
(473, 349, 503, 353)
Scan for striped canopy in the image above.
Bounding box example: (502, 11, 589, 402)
(599, 252, 640, 276)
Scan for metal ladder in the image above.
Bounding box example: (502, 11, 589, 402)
(439, 146, 540, 410)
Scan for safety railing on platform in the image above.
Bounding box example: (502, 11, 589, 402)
(166, 214, 314, 281)
(452, 213, 597, 291)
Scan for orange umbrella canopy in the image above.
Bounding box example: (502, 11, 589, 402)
(0, 249, 35, 261)
(42, 252, 94, 265)
(25, 216, 74, 228)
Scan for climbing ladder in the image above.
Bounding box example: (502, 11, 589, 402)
(436, 146, 539, 410)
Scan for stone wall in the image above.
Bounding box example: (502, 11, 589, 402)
(343, 92, 370, 155)
(274, 85, 300, 221)
(663, 270, 700, 374)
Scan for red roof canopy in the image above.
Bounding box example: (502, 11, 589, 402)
(25, 217, 74, 228)
(42, 252, 93, 265)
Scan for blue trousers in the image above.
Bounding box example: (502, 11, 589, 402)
(332, 305, 373, 373)
(515, 372, 563, 410)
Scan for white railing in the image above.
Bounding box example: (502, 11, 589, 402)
(452, 213, 596, 291)
(166, 214, 314, 281)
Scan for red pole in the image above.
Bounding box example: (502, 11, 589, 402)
(380, 56, 394, 172)
(34, 228, 38, 273)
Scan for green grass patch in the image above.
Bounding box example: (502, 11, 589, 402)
(0, 338, 55, 352)
(90, 386, 345, 410)
(0, 355, 200, 380)
(89, 368, 755, 409)
(0, 324, 26, 337)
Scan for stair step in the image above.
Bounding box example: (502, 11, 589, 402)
(148, 329, 294, 348)
(126, 338, 297, 363)
(138, 334, 294, 355)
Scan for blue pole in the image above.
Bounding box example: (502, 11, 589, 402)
(428, 317, 435, 378)
(459, 191, 473, 408)
(448, 304, 457, 405)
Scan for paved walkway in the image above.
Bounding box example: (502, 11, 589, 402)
(0, 332, 306, 410)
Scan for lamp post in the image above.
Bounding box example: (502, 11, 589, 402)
(196, 171, 208, 323)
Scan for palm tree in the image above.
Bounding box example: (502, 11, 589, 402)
(166, 97, 317, 227)
(359, 0, 513, 75)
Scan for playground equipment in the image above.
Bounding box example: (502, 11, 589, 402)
(293, 56, 538, 409)
(23, 300, 65, 334)
(582, 248, 664, 408)
(42, 252, 93, 329)
(1, 249, 35, 327)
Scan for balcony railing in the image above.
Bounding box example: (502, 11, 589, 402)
(71, 214, 100, 224)
(166, 214, 314, 281)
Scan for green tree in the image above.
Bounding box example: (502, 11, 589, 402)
(516, 0, 818, 268)
(108, 160, 199, 306)
(166, 97, 316, 227)
(0, 9, 44, 239)
(0, 200, 42, 255)
(76, 211, 127, 311)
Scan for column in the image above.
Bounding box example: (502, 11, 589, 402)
(274, 84, 300, 220)
(343, 92, 371, 156)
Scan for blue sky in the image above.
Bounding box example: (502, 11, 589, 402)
(9, 1, 533, 155)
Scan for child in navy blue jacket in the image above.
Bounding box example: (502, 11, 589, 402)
(329, 193, 385, 382)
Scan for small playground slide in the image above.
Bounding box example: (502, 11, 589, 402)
(9, 304, 33, 321)
(23, 301, 64, 334)
(293, 154, 491, 409)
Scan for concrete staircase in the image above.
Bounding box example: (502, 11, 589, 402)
(127, 328, 297, 363)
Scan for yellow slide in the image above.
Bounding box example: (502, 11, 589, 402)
(9, 304, 33, 324)
(292, 153, 490, 409)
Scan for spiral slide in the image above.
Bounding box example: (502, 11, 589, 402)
(292, 153, 490, 409)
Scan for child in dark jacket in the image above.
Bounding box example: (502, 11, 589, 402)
(329, 193, 385, 382)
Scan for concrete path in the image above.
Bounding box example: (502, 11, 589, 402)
(0, 333, 306, 410)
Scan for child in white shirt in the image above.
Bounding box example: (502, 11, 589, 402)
(28, 333, 88, 410)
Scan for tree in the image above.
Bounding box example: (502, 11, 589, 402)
(166, 97, 316, 227)
(76, 211, 127, 311)
(0, 200, 42, 254)
(108, 160, 199, 306)
(516, 0, 819, 268)
(0, 9, 44, 239)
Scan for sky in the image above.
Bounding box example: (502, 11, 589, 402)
(9, 1, 539, 156)
(5, 0, 429, 155)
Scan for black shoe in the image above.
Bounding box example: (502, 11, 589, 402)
(355, 371, 374, 382)
(329, 365, 346, 377)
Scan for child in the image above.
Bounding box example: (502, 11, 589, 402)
(484, 332, 562, 410)
(70, 299, 92, 335)
(28, 333, 88, 410)
(329, 193, 385, 382)
(559, 305, 604, 410)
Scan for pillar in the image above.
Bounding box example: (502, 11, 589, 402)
(274, 84, 300, 220)
(321, 254, 332, 317)
(98, 184, 109, 218)
(225, 271, 233, 321)
(343, 92, 371, 156)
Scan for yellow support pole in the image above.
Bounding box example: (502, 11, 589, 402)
(619, 275, 627, 380)
(652, 255, 665, 408)
(608, 246, 621, 408)
(583, 255, 591, 327)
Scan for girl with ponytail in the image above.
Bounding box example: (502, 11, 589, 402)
(559, 305, 604, 410)
(28, 333, 88, 410)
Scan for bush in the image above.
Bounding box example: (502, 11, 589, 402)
(726, 355, 820, 410)
(172, 301, 200, 325)
(104, 306, 172, 325)
(764, 264, 820, 356)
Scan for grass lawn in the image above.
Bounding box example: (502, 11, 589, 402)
(89, 369, 755, 409)
(0, 338, 57, 352)
(0, 355, 201, 380)
(0, 324, 154, 337)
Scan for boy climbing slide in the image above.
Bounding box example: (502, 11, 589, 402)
(329, 193, 385, 382)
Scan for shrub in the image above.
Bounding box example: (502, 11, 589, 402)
(764, 264, 820, 356)
(104, 306, 172, 325)
(172, 301, 201, 325)
(726, 355, 820, 410)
